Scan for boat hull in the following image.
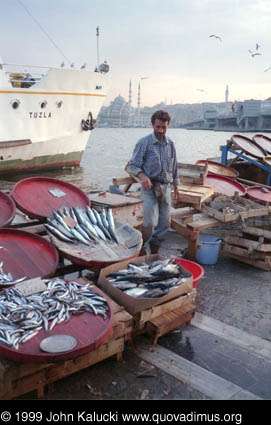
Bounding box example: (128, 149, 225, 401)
(0, 132, 89, 174)
(0, 67, 109, 174)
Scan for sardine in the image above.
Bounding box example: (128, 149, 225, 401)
(44, 223, 73, 243)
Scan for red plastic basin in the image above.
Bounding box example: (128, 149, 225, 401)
(174, 258, 204, 288)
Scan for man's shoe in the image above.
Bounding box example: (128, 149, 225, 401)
(149, 242, 159, 254)
(139, 246, 147, 256)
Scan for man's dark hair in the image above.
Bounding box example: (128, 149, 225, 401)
(151, 110, 171, 125)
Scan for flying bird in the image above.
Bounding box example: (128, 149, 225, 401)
(248, 50, 261, 57)
(196, 89, 208, 94)
(209, 34, 222, 42)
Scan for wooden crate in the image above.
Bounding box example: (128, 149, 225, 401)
(133, 289, 197, 335)
(178, 162, 208, 185)
(145, 303, 196, 344)
(202, 194, 271, 223)
(173, 184, 214, 210)
(0, 283, 133, 400)
(223, 223, 271, 271)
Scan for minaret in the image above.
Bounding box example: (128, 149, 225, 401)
(225, 85, 229, 103)
(137, 82, 141, 125)
(128, 80, 132, 126)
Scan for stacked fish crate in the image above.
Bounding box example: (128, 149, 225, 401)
(97, 255, 197, 344)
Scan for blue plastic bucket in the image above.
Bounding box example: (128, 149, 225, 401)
(196, 234, 221, 265)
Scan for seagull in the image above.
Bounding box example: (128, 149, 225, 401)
(196, 89, 208, 94)
(70, 63, 75, 68)
(264, 67, 271, 72)
(248, 50, 261, 57)
(81, 63, 87, 69)
(209, 34, 222, 42)
(60, 61, 65, 67)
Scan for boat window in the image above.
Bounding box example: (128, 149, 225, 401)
(40, 101, 47, 109)
(11, 99, 20, 109)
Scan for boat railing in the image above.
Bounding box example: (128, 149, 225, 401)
(1, 62, 51, 88)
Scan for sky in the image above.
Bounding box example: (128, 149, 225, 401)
(1, 0, 271, 106)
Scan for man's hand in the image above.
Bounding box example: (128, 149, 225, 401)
(138, 173, 152, 190)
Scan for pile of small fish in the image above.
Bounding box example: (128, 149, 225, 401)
(0, 278, 109, 350)
(107, 258, 189, 298)
(0, 260, 27, 288)
(44, 206, 119, 246)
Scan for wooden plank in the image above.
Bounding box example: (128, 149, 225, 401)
(146, 304, 196, 344)
(192, 313, 271, 362)
(242, 226, 271, 240)
(187, 215, 221, 230)
(112, 176, 136, 187)
(223, 243, 271, 260)
(135, 344, 261, 400)
(89, 191, 142, 207)
(134, 290, 197, 331)
(1, 338, 125, 400)
(224, 235, 271, 252)
(171, 216, 199, 240)
(224, 252, 271, 271)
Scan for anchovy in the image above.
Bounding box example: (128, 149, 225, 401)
(0, 278, 109, 350)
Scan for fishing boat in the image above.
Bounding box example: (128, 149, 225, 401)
(0, 57, 109, 175)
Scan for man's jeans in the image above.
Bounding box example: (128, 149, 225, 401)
(140, 184, 171, 248)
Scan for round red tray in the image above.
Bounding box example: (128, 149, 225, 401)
(246, 186, 271, 205)
(196, 160, 238, 178)
(205, 174, 246, 196)
(11, 177, 90, 220)
(0, 191, 16, 227)
(231, 134, 267, 159)
(253, 134, 271, 155)
(49, 219, 142, 270)
(0, 229, 58, 280)
(0, 284, 113, 363)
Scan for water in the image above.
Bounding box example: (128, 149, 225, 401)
(0, 128, 252, 192)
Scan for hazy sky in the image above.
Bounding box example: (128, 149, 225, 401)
(1, 0, 271, 106)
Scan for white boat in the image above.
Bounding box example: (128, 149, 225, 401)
(0, 59, 109, 174)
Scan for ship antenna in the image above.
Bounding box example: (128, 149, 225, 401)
(96, 26, 100, 72)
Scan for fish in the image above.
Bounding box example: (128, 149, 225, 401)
(124, 287, 148, 297)
(69, 228, 90, 245)
(107, 208, 115, 231)
(111, 281, 137, 290)
(139, 288, 169, 298)
(0, 278, 109, 349)
(86, 206, 97, 225)
(44, 223, 74, 243)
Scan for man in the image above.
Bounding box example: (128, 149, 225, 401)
(129, 110, 180, 255)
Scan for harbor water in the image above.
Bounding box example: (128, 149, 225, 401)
(0, 128, 256, 192)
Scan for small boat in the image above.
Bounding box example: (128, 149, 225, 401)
(0, 57, 109, 175)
